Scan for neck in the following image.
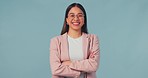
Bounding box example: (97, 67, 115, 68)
(68, 30, 82, 38)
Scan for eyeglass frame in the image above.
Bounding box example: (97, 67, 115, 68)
(67, 13, 85, 19)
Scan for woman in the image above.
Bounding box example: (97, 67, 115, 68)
(50, 3, 100, 78)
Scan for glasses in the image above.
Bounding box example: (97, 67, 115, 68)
(68, 13, 84, 19)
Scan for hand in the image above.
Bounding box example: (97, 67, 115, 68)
(89, 52, 96, 58)
(74, 76, 80, 78)
(62, 60, 72, 66)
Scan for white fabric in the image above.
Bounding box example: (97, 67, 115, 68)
(68, 35, 83, 60)
(68, 35, 84, 78)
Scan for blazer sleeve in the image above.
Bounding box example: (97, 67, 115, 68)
(49, 37, 80, 77)
(69, 35, 100, 73)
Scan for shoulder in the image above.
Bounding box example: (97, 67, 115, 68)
(50, 33, 66, 43)
(83, 33, 99, 44)
(50, 35, 62, 43)
(85, 33, 99, 40)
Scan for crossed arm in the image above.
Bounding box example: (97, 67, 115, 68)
(50, 35, 100, 77)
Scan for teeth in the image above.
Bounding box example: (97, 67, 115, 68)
(72, 22, 80, 25)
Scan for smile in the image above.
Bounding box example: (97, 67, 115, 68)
(72, 22, 80, 26)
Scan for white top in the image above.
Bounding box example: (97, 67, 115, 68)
(68, 35, 84, 78)
(68, 35, 83, 60)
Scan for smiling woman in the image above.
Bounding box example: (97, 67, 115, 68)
(49, 3, 100, 78)
(66, 7, 84, 33)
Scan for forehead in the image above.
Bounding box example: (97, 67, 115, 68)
(68, 6, 83, 14)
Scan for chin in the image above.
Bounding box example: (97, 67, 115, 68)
(72, 26, 82, 30)
(73, 28, 82, 31)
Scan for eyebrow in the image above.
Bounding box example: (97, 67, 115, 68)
(69, 13, 83, 15)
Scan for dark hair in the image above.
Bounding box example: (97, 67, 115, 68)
(60, 3, 88, 35)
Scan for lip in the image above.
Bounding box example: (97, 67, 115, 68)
(72, 22, 80, 26)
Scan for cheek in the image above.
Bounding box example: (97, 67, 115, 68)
(81, 20, 84, 25)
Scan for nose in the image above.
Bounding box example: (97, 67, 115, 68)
(73, 15, 79, 21)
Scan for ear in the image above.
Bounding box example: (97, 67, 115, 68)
(66, 18, 69, 25)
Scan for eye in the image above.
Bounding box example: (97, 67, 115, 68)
(70, 14, 75, 18)
(78, 14, 83, 17)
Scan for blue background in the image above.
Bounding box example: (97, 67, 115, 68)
(0, 0, 148, 78)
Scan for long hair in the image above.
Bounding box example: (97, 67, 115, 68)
(60, 3, 88, 35)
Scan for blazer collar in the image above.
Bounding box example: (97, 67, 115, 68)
(82, 33, 89, 59)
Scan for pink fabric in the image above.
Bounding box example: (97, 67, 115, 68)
(49, 33, 100, 78)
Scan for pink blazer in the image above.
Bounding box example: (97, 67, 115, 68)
(49, 32, 100, 78)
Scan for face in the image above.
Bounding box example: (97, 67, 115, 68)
(66, 6, 84, 32)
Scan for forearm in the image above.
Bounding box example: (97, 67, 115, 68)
(69, 54, 99, 72)
(50, 63, 80, 77)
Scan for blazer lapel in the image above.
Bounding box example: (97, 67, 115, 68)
(82, 33, 90, 59)
(61, 33, 70, 60)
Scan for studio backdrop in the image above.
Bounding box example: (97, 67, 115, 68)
(0, 0, 148, 78)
